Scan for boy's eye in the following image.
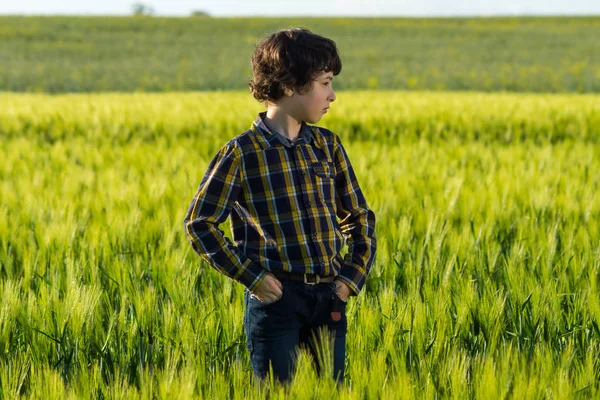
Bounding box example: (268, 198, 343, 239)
(324, 82, 330, 86)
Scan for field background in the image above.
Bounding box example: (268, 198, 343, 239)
(1, 16, 600, 400)
(1, 16, 599, 93)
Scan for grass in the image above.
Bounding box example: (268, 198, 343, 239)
(0, 91, 599, 398)
(0, 16, 599, 93)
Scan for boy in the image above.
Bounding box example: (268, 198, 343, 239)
(183, 27, 376, 386)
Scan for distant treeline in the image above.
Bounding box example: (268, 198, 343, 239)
(0, 16, 598, 93)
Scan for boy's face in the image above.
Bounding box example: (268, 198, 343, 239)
(286, 70, 337, 124)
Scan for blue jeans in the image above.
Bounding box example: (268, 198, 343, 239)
(243, 279, 348, 385)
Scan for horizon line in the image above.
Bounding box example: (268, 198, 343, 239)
(1, 12, 599, 18)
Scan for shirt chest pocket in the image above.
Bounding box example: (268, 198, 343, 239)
(311, 161, 336, 203)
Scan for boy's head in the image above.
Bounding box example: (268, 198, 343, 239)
(249, 28, 341, 124)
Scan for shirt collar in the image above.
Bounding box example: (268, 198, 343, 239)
(251, 111, 314, 149)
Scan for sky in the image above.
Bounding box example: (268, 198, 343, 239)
(1, 0, 599, 17)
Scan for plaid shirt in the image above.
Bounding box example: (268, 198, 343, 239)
(183, 111, 377, 296)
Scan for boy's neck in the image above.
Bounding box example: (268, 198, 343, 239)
(264, 106, 303, 141)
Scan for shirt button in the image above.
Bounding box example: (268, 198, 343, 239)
(307, 201, 312, 205)
(313, 232, 318, 237)
(301, 171, 306, 176)
(320, 260, 326, 265)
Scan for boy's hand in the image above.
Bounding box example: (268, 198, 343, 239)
(250, 272, 283, 304)
(334, 279, 351, 302)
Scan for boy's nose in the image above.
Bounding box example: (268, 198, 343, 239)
(329, 91, 336, 102)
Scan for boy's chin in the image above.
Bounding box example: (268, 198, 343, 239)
(305, 116, 323, 124)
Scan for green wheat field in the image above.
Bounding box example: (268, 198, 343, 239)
(1, 16, 599, 93)
(1, 15, 600, 400)
(1, 91, 599, 398)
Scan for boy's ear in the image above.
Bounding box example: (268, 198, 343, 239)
(282, 85, 294, 97)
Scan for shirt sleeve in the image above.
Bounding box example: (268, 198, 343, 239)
(183, 142, 267, 293)
(332, 134, 377, 297)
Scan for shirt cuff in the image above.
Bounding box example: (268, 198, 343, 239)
(236, 260, 267, 293)
(334, 269, 364, 297)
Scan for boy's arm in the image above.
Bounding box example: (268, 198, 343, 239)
(183, 143, 267, 293)
(332, 134, 377, 297)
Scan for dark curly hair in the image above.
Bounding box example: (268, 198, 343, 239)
(248, 28, 342, 103)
